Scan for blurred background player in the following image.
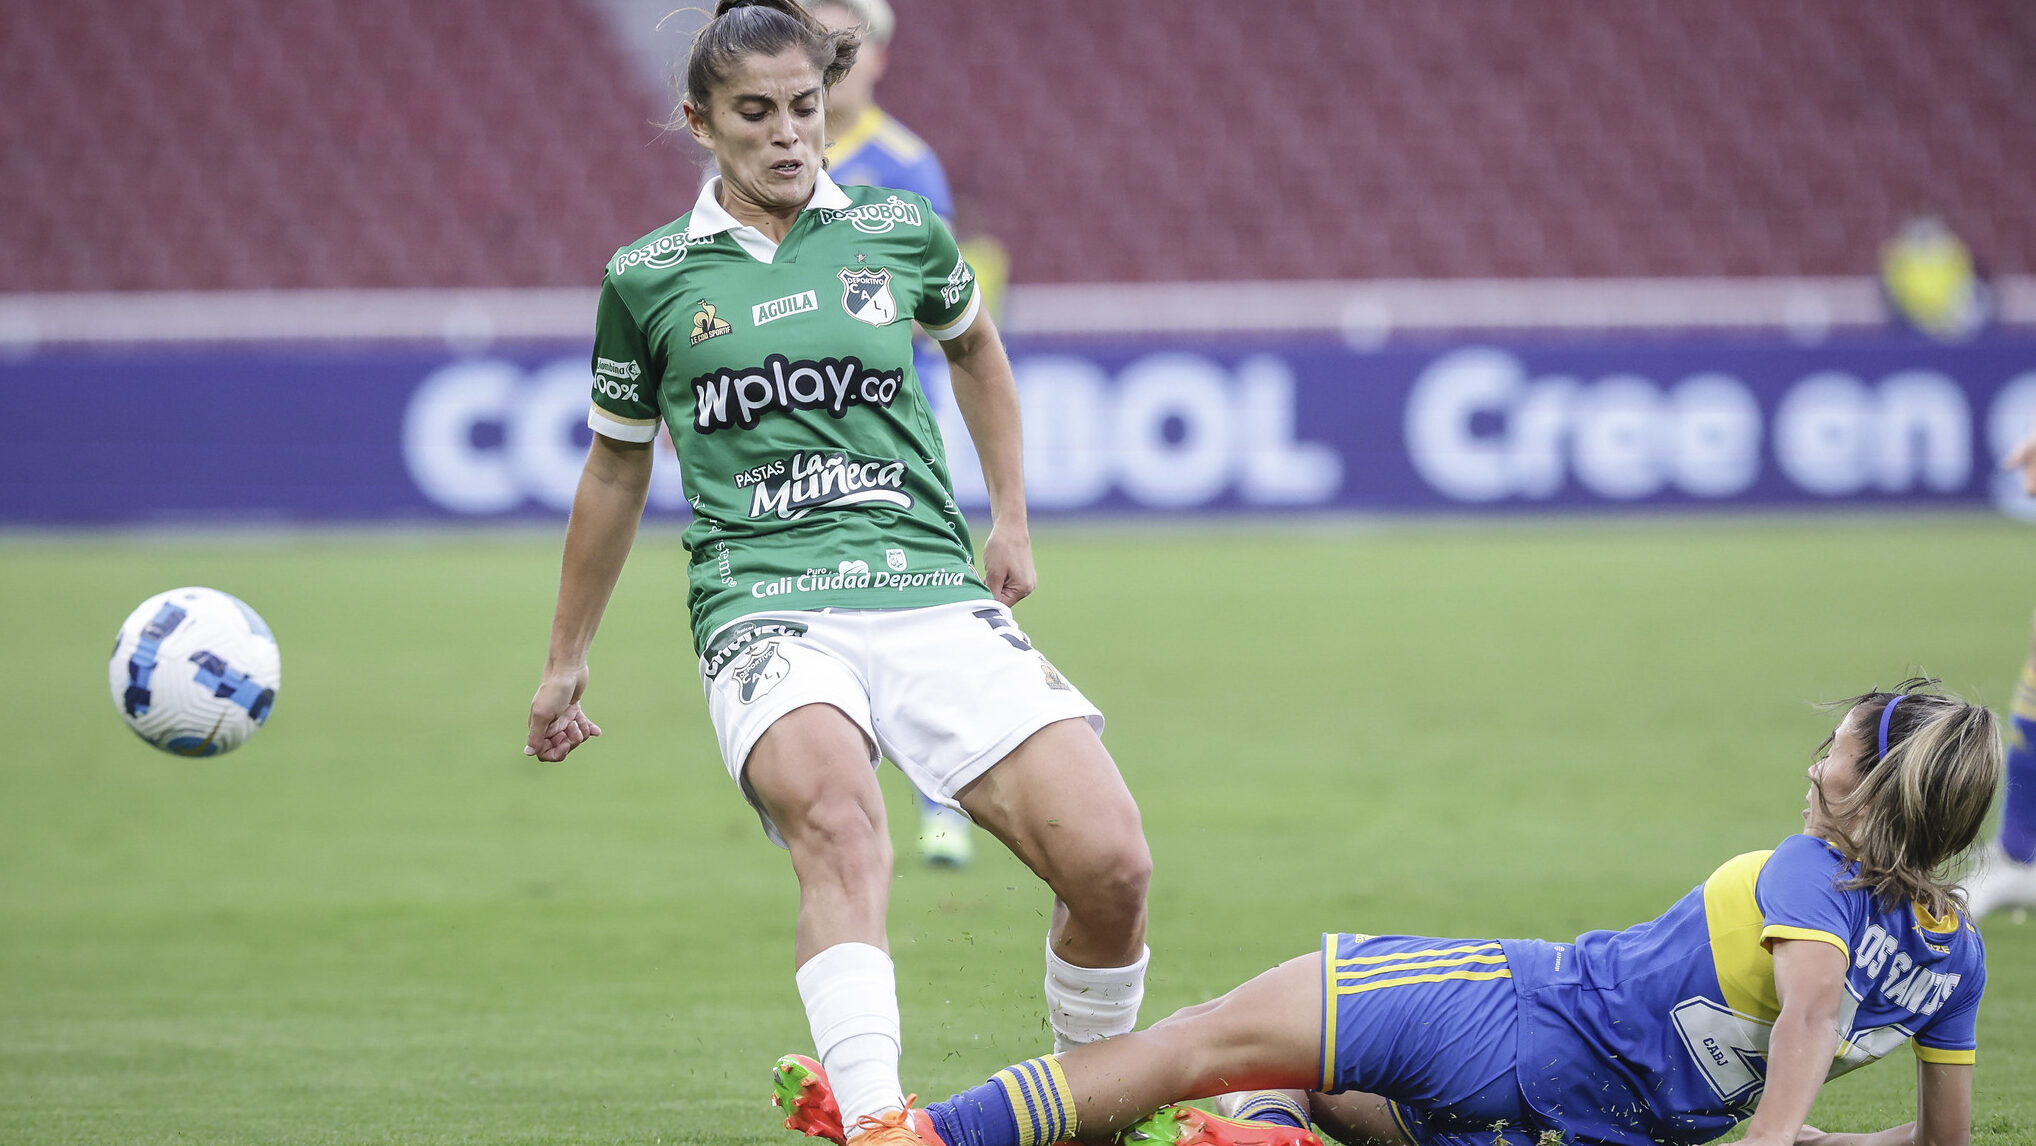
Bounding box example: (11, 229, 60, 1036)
(812, 0, 1009, 320)
(1879, 214, 1994, 342)
(1962, 612, 2036, 918)
(812, 0, 950, 219)
(810, 0, 977, 869)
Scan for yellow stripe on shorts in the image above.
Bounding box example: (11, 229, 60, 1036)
(1337, 968, 1514, 995)
(1335, 941, 1502, 965)
(1331, 943, 1511, 995)
(1335, 952, 1508, 980)
(1320, 939, 1338, 1092)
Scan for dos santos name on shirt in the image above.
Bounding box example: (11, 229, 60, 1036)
(1852, 922, 1963, 1016)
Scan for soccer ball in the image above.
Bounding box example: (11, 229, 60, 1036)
(108, 587, 281, 757)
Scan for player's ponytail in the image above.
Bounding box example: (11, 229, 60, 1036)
(1816, 678, 2001, 918)
(677, 0, 860, 119)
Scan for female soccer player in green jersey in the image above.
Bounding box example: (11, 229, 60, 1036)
(522, 4, 1154, 1142)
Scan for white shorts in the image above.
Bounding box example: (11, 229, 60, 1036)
(699, 600, 1105, 846)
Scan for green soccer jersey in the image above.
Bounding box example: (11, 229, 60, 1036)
(588, 173, 990, 654)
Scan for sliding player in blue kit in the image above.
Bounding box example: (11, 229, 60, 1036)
(775, 680, 1999, 1146)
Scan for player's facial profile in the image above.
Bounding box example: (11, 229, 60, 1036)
(1804, 705, 1869, 835)
(686, 46, 826, 215)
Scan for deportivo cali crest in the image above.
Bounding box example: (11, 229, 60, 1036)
(839, 267, 898, 327)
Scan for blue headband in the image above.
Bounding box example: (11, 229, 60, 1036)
(1877, 694, 1907, 758)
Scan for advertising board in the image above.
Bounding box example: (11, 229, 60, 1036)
(7, 335, 2035, 523)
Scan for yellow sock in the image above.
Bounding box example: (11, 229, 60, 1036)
(991, 1056, 1079, 1146)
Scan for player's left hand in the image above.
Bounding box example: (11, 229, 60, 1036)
(526, 665, 602, 762)
(982, 522, 1036, 607)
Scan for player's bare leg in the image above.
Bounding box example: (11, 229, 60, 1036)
(748, 703, 905, 1136)
(750, 703, 891, 960)
(877, 954, 1324, 1145)
(957, 717, 1153, 1050)
(1086, 960, 1319, 1122)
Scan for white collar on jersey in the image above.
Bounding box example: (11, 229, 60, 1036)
(685, 170, 853, 263)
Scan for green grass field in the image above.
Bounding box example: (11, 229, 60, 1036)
(3, 517, 2033, 1145)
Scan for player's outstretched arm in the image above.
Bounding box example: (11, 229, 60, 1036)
(526, 434, 654, 761)
(1739, 937, 1849, 1146)
(942, 310, 1035, 607)
(1795, 1058, 1971, 1146)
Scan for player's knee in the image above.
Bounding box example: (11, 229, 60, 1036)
(1163, 1006, 1276, 1092)
(1062, 836, 1152, 925)
(1200, 1019, 1302, 1089)
(782, 793, 889, 868)
(1149, 996, 1222, 1030)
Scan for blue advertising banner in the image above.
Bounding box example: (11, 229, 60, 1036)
(6, 334, 2036, 524)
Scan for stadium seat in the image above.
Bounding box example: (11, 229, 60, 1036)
(1, 0, 2029, 289)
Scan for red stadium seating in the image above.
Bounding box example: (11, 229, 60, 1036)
(879, 0, 2034, 282)
(0, 0, 701, 291)
(1, 0, 2029, 289)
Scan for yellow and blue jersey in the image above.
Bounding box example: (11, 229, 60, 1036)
(1324, 834, 1984, 1146)
(1507, 832, 1984, 1144)
(826, 106, 954, 222)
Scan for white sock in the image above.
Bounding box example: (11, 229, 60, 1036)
(796, 942, 904, 1129)
(1044, 939, 1149, 1053)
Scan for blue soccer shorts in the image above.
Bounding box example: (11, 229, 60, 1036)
(1320, 933, 1543, 1145)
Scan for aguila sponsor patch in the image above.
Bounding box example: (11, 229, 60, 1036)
(752, 290, 818, 327)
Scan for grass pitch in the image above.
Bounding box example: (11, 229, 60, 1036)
(1, 516, 2033, 1144)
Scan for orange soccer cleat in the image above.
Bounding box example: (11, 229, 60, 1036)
(772, 1054, 846, 1144)
(844, 1097, 948, 1145)
(772, 1058, 950, 1146)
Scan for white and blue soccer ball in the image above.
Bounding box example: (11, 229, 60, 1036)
(108, 587, 281, 757)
